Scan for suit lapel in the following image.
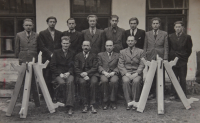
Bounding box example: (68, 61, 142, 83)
(29, 32, 36, 41)
(22, 31, 29, 41)
(109, 52, 117, 62)
(86, 29, 93, 42)
(91, 29, 100, 46)
(103, 52, 110, 62)
(69, 31, 78, 42)
(125, 48, 137, 59)
(134, 29, 140, 38)
(45, 29, 54, 42)
(59, 49, 66, 59)
(150, 31, 155, 41)
(155, 30, 162, 43)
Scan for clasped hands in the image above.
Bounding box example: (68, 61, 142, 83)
(102, 71, 115, 78)
(60, 72, 70, 79)
(80, 72, 89, 80)
(125, 72, 138, 80)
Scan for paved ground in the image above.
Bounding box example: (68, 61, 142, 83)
(0, 95, 200, 123)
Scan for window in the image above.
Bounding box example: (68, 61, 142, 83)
(70, 0, 112, 31)
(0, 0, 36, 57)
(146, 0, 188, 34)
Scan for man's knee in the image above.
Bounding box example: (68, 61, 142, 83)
(67, 75, 74, 85)
(79, 78, 87, 85)
(122, 76, 130, 84)
(110, 75, 119, 84)
(55, 76, 65, 85)
(133, 76, 142, 85)
(100, 75, 108, 83)
(90, 76, 98, 85)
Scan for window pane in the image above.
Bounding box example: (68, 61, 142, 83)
(97, 0, 111, 14)
(0, 0, 9, 14)
(174, 0, 184, 8)
(73, 0, 85, 13)
(24, 0, 34, 13)
(149, 0, 162, 8)
(163, 0, 174, 8)
(85, 0, 97, 13)
(1, 37, 15, 55)
(0, 18, 14, 36)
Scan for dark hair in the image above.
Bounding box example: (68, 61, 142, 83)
(174, 21, 184, 26)
(23, 18, 33, 24)
(46, 16, 57, 23)
(87, 15, 98, 21)
(129, 17, 139, 24)
(110, 15, 119, 20)
(61, 36, 71, 43)
(67, 18, 76, 23)
(151, 17, 161, 24)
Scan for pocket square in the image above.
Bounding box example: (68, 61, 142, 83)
(139, 37, 141, 39)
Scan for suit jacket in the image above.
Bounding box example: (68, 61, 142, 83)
(169, 33, 193, 67)
(118, 47, 145, 76)
(15, 31, 39, 64)
(74, 52, 99, 77)
(143, 30, 168, 61)
(50, 49, 75, 79)
(98, 52, 119, 74)
(104, 26, 126, 53)
(124, 28, 145, 49)
(38, 28, 62, 63)
(82, 29, 105, 54)
(62, 30, 83, 54)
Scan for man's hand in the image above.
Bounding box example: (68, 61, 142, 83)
(51, 54, 53, 57)
(60, 73, 64, 78)
(109, 72, 115, 77)
(83, 76, 90, 80)
(102, 71, 110, 78)
(80, 72, 88, 77)
(125, 73, 132, 80)
(130, 73, 138, 80)
(64, 72, 70, 78)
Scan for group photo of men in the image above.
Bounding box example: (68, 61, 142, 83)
(15, 14, 192, 115)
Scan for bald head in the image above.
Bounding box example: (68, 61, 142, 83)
(105, 40, 114, 53)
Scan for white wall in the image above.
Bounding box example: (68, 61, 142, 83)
(187, 0, 200, 80)
(112, 0, 146, 30)
(36, 0, 70, 33)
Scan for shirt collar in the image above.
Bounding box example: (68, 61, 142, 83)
(130, 28, 137, 35)
(62, 48, 68, 53)
(176, 32, 182, 36)
(25, 30, 32, 36)
(83, 51, 90, 55)
(68, 29, 75, 33)
(107, 52, 113, 56)
(111, 26, 118, 30)
(153, 29, 159, 35)
(128, 46, 136, 51)
(48, 27, 55, 33)
(89, 27, 96, 34)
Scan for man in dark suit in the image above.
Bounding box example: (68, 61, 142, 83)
(143, 17, 168, 99)
(168, 21, 193, 99)
(74, 41, 99, 114)
(62, 18, 83, 54)
(82, 15, 104, 54)
(118, 36, 145, 110)
(38, 16, 62, 99)
(104, 15, 126, 53)
(125, 17, 145, 49)
(98, 40, 119, 110)
(50, 36, 75, 115)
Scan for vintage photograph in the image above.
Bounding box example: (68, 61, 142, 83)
(0, 0, 200, 123)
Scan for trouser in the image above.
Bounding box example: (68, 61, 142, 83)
(100, 75, 119, 103)
(122, 75, 143, 103)
(43, 66, 54, 98)
(171, 65, 187, 96)
(53, 75, 75, 107)
(78, 76, 99, 105)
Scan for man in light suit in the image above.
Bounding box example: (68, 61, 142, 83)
(74, 41, 99, 114)
(50, 36, 75, 115)
(38, 16, 62, 99)
(143, 17, 168, 99)
(125, 17, 145, 49)
(104, 15, 126, 53)
(118, 36, 145, 110)
(82, 15, 105, 54)
(168, 21, 193, 99)
(98, 40, 119, 110)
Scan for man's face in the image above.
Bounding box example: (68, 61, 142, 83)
(152, 20, 160, 30)
(23, 21, 33, 32)
(88, 17, 97, 28)
(174, 24, 183, 34)
(82, 41, 91, 52)
(105, 41, 114, 53)
(126, 37, 136, 47)
(110, 17, 118, 27)
(47, 19, 56, 28)
(129, 20, 138, 30)
(61, 40, 71, 50)
(67, 20, 76, 30)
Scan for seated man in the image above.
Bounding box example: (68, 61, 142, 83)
(50, 36, 75, 115)
(98, 40, 119, 110)
(118, 36, 145, 110)
(74, 41, 99, 114)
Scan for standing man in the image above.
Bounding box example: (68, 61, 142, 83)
(104, 15, 126, 53)
(62, 18, 83, 54)
(125, 17, 145, 49)
(38, 16, 62, 99)
(98, 40, 119, 110)
(82, 15, 104, 54)
(168, 21, 192, 99)
(50, 36, 75, 115)
(118, 36, 145, 110)
(74, 41, 99, 114)
(143, 17, 168, 99)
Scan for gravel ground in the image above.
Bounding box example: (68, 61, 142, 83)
(0, 95, 200, 123)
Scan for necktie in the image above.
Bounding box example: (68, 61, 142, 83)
(113, 27, 116, 33)
(132, 29, 134, 36)
(91, 29, 94, 37)
(130, 50, 132, 55)
(84, 52, 88, 59)
(109, 52, 112, 59)
(154, 30, 157, 39)
(27, 32, 30, 39)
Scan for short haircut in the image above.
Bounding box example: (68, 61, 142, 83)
(174, 21, 184, 26)
(82, 41, 91, 46)
(87, 15, 98, 21)
(129, 17, 139, 24)
(105, 40, 114, 45)
(110, 15, 119, 20)
(67, 18, 76, 23)
(127, 36, 136, 41)
(151, 17, 161, 23)
(46, 16, 57, 23)
(61, 36, 70, 43)
(23, 18, 33, 24)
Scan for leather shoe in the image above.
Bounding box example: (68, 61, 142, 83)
(68, 107, 73, 115)
(82, 105, 88, 113)
(110, 102, 117, 110)
(90, 105, 97, 114)
(103, 102, 108, 110)
(126, 105, 132, 110)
